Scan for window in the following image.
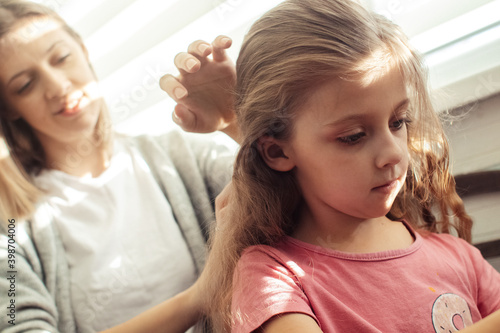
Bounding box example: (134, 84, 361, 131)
(38, 0, 500, 134)
(368, 0, 500, 111)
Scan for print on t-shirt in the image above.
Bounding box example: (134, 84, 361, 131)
(431, 293, 473, 332)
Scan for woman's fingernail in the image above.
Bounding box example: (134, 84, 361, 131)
(221, 37, 230, 46)
(186, 58, 197, 71)
(174, 87, 187, 99)
(198, 43, 209, 54)
(173, 111, 183, 124)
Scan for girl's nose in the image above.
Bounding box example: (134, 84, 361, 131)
(375, 131, 405, 169)
(44, 69, 71, 100)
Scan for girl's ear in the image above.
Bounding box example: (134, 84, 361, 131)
(257, 135, 295, 172)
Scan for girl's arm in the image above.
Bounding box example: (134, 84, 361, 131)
(259, 311, 500, 333)
(458, 310, 500, 333)
(100, 283, 202, 333)
(258, 313, 323, 333)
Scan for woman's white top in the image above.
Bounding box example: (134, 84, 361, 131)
(34, 138, 197, 331)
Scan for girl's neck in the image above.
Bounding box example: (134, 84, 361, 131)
(292, 207, 414, 253)
(41, 134, 111, 178)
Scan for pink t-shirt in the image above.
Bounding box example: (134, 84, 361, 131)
(232, 224, 500, 332)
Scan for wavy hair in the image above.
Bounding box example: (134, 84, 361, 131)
(201, 0, 473, 330)
(0, 0, 112, 221)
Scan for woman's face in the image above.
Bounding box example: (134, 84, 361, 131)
(0, 16, 103, 148)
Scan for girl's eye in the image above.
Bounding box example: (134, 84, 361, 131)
(391, 118, 411, 130)
(337, 132, 366, 145)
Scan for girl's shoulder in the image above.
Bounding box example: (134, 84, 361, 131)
(238, 241, 298, 271)
(235, 242, 309, 292)
(240, 242, 289, 262)
(418, 229, 486, 262)
(419, 229, 473, 248)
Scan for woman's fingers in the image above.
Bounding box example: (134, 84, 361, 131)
(212, 35, 232, 62)
(159, 74, 187, 101)
(215, 182, 232, 211)
(215, 182, 234, 230)
(172, 36, 233, 74)
(171, 104, 197, 132)
(187, 40, 212, 59)
(173, 52, 201, 74)
(173, 40, 214, 74)
(160, 36, 236, 134)
(159, 75, 197, 131)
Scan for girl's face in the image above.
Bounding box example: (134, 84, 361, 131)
(0, 17, 102, 148)
(282, 66, 409, 229)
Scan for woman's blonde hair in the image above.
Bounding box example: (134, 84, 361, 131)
(202, 0, 473, 330)
(0, 0, 112, 220)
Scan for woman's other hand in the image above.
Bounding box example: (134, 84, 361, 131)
(160, 36, 240, 142)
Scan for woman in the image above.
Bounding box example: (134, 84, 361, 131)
(0, 0, 236, 332)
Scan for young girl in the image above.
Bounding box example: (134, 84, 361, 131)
(198, 0, 500, 331)
(0, 0, 236, 332)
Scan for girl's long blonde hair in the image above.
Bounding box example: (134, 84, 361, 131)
(202, 0, 473, 330)
(0, 0, 112, 221)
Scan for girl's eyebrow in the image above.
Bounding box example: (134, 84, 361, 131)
(393, 98, 410, 114)
(326, 98, 410, 127)
(7, 40, 64, 86)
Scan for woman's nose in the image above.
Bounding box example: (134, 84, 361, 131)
(375, 130, 405, 169)
(44, 68, 71, 100)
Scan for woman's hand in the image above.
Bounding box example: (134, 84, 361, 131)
(214, 181, 233, 229)
(160, 36, 240, 142)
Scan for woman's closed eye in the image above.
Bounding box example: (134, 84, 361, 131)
(56, 53, 71, 64)
(17, 80, 33, 94)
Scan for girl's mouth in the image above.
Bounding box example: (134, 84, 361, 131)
(373, 178, 400, 194)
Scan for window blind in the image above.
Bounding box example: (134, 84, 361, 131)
(35, 0, 500, 135)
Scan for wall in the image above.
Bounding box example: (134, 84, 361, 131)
(445, 92, 500, 270)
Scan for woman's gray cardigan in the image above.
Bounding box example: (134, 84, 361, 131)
(0, 131, 234, 332)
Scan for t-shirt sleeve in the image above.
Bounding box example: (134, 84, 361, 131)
(231, 246, 318, 333)
(468, 242, 500, 316)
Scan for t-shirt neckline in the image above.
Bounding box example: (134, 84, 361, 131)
(283, 220, 423, 262)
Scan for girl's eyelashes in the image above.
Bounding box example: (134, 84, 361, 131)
(336, 117, 411, 145)
(391, 117, 411, 130)
(337, 132, 366, 145)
